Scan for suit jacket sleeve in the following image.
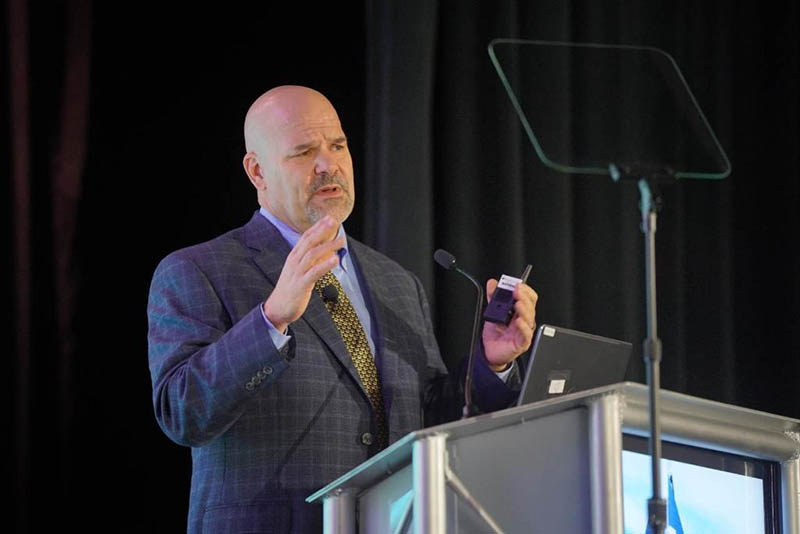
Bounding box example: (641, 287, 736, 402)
(147, 252, 291, 447)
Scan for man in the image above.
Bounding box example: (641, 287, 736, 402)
(147, 86, 538, 532)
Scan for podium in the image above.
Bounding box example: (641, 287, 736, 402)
(307, 382, 800, 533)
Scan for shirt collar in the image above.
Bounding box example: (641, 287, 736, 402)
(259, 207, 350, 271)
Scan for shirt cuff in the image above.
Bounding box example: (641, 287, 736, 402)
(260, 302, 291, 352)
(494, 363, 514, 383)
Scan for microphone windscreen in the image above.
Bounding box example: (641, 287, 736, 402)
(321, 284, 339, 304)
(433, 249, 457, 270)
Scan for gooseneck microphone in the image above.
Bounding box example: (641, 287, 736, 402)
(433, 248, 485, 418)
(320, 284, 339, 304)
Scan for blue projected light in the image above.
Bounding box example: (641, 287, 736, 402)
(622, 450, 765, 533)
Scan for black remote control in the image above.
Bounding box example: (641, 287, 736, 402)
(483, 264, 532, 325)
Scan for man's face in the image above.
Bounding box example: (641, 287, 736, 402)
(256, 93, 355, 233)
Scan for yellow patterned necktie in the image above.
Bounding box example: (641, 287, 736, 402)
(315, 271, 388, 449)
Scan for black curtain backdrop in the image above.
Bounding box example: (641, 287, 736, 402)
(6, 0, 800, 531)
(368, 0, 799, 419)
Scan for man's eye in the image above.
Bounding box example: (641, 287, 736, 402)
(332, 144, 345, 151)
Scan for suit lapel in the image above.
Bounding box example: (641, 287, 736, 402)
(348, 241, 399, 405)
(348, 242, 391, 353)
(243, 212, 363, 394)
(351, 244, 431, 439)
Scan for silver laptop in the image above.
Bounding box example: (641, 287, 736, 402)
(517, 324, 632, 406)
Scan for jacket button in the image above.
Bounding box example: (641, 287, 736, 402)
(245, 381, 255, 391)
(256, 370, 266, 380)
(263, 365, 273, 375)
(360, 432, 374, 446)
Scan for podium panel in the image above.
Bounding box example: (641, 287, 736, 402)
(444, 407, 591, 532)
(307, 383, 800, 533)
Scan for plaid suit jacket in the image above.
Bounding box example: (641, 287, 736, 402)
(147, 211, 518, 533)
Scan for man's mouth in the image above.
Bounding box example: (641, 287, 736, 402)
(313, 184, 344, 198)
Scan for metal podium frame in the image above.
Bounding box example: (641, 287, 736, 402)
(307, 382, 800, 533)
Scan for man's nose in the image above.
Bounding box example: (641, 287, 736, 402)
(314, 148, 340, 175)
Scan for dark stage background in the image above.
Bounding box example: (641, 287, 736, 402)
(6, 1, 800, 531)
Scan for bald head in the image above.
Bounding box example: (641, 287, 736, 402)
(244, 86, 340, 154)
(242, 86, 355, 233)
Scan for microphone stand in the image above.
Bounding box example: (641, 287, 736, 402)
(456, 266, 485, 419)
(433, 249, 485, 419)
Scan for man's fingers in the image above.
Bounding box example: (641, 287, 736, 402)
(299, 235, 345, 275)
(291, 230, 344, 276)
(263, 217, 346, 329)
(512, 315, 534, 348)
(303, 254, 340, 286)
(514, 299, 536, 328)
(289, 216, 339, 261)
(513, 283, 538, 327)
(514, 283, 538, 305)
(485, 278, 498, 302)
(514, 300, 536, 325)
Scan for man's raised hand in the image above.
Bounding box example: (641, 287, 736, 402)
(263, 216, 345, 332)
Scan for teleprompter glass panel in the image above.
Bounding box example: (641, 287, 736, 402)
(488, 39, 731, 180)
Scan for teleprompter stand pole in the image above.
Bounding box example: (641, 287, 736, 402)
(639, 179, 666, 534)
(610, 163, 670, 534)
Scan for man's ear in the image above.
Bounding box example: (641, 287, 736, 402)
(243, 152, 266, 191)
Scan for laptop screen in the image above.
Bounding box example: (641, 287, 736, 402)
(517, 325, 632, 406)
